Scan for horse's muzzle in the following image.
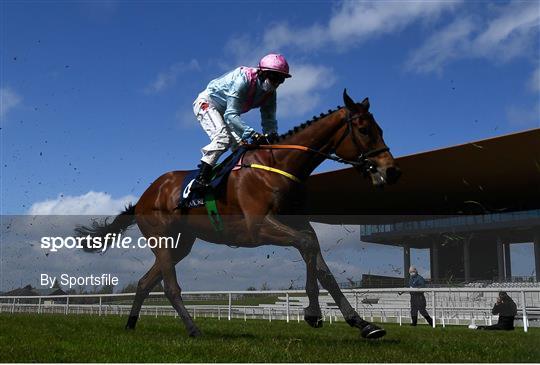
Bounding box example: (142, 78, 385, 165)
(384, 166, 402, 185)
(364, 165, 401, 187)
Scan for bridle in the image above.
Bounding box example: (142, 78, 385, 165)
(248, 108, 390, 176)
(332, 109, 389, 174)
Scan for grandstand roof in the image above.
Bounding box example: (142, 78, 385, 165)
(305, 128, 540, 224)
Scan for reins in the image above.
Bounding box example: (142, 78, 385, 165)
(241, 110, 390, 183)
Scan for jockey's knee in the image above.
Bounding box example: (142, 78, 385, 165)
(214, 131, 233, 151)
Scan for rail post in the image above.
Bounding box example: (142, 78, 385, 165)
(286, 293, 290, 323)
(431, 290, 436, 328)
(521, 291, 528, 333)
(12, 298, 16, 314)
(399, 308, 402, 326)
(228, 293, 232, 321)
(297, 309, 300, 323)
(218, 306, 221, 320)
(65, 296, 70, 315)
(99, 296, 102, 316)
(38, 297, 42, 314)
(441, 310, 445, 327)
(355, 291, 358, 313)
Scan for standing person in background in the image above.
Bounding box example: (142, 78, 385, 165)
(477, 292, 517, 330)
(408, 266, 433, 326)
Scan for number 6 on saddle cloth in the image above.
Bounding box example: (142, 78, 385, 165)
(177, 147, 248, 231)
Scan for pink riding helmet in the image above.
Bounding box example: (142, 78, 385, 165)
(258, 53, 291, 78)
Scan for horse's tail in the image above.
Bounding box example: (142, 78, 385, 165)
(75, 203, 137, 253)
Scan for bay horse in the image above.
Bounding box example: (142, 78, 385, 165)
(77, 90, 401, 339)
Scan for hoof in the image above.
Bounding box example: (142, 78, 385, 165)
(361, 324, 386, 339)
(188, 328, 202, 337)
(304, 315, 323, 328)
(125, 316, 138, 330)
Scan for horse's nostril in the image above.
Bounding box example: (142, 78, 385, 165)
(385, 167, 402, 184)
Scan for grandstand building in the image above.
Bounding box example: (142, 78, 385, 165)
(305, 128, 540, 284)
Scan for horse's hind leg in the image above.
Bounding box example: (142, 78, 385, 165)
(125, 233, 196, 331)
(125, 262, 162, 329)
(156, 234, 201, 337)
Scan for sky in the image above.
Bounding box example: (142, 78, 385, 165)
(1, 0, 539, 291)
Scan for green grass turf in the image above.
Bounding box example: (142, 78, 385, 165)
(1, 314, 539, 362)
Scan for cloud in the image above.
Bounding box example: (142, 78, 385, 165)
(505, 103, 540, 127)
(0, 87, 22, 119)
(227, 1, 460, 65)
(175, 108, 197, 129)
(28, 191, 138, 215)
(277, 64, 336, 117)
(405, 18, 474, 74)
(472, 1, 540, 60)
(326, 0, 460, 47)
(145, 59, 200, 94)
(529, 66, 540, 92)
(79, 0, 119, 22)
(222, 1, 458, 118)
(406, 1, 540, 74)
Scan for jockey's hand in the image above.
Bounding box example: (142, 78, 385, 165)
(266, 132, 279, 142)
(249, 132, 265, 145)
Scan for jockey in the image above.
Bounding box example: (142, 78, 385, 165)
(190, 53, 291, 193)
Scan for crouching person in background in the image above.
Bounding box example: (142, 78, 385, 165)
(478, 292, 517, 331)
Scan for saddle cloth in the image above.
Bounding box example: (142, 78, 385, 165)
(178, 147, 247, 208)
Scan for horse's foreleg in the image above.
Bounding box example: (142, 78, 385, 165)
(313, 250, 386, 339)
(258, 215, 322, 327)
(299, 249, 323, 327)
(264, 217, 386, 339)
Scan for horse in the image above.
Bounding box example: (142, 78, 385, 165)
(76, 89, 401, 339)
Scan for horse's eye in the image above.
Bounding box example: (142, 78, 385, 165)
(358, 127, 369, 135)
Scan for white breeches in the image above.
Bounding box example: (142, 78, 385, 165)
(193, 94, 239, 166)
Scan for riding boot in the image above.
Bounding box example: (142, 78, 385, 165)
(425, 315, 433, 327)
(190, 161, 213, 194)
(410, 315, 418, 326)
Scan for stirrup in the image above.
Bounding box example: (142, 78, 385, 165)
(190, 179, 209, 193)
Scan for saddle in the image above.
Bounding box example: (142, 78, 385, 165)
(177, 146, 247, 209)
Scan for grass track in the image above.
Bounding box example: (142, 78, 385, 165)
(1, 314, 539, 362)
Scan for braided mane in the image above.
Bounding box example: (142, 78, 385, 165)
(274, 105, 343, 143)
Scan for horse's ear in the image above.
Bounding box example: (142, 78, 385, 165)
(361, 97, 370, 110)
(343, 89, 356, 110)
